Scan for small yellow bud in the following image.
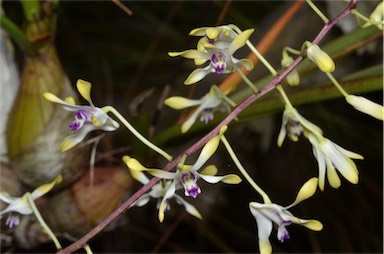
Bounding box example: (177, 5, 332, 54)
(307, 44, 335, 73)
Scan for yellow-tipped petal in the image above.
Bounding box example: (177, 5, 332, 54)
(326, 161, 341, 189)
(125, 157, 148, 172)
(65, 96, 76, 105)
(346, 95, 384, 121)
(259, 240, 272, 254)
(200, 165, 218, 176)
(184, 67, 210, 85)
(301, 219, 323, 231)
(43, 92, 64, 104)
(205, 27, 221, 40)
(158, 201, 166, 223)
(31, 174, 62, 199)
(164, 97, 201, 110)
(220, 174, 242, 184)
(228, 28, 254, 54)
(76, 79, 93, 103)
(60, 137, 77, 152)
(292, 177, 318, 205)
(189, 27, 209, 36)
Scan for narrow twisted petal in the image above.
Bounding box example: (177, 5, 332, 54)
(233, 58, 254, 71)
(174, 194, 202, 219)
(277, 111, 289, 147)
(0, 193, 17, 204)
(199, 173, 241, 184)
(168, 49, 210, 59)
(158, 181, 176, 223)
(181, 107, 205, 133)
(189, 126, 227, 172)
(30, 174, 63, 199)
(60, 124, 96, 152)
(308, 135, 327, 191)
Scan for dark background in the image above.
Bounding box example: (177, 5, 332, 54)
(2, 1, 383, 253)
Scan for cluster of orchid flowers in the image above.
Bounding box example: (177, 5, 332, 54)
(1, 1, 383, 253)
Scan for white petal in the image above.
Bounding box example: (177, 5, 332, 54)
(249, 202, 273, 254)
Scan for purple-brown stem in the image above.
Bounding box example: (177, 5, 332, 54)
(57, 0, 357, 253)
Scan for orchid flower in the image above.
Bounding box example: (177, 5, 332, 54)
(43, 79, 119, 152)
(277, 104, 363, 191)
(307, 133, 363, 191)
(164, 85, 236, 133)
(124, 126, 241, 222)
(188, 25, 239, 65)
(0, 175, 62, 228)
(249, 178, 323, 254)
(126, 163, 202, 222)
(277, 106, 323, 147)
(169, 28, 254, 85)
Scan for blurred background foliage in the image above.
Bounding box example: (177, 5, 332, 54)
(1, 0, 382, 253)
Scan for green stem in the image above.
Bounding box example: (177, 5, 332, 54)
(0, 15, 33, 53)
(221, 135, 271, 204)
(325, 72, 349, 97)
(305, 0, 329, 24)
(236, 68, 259, 93)
(245, 40, 279, 77)
(283, 46, 302, 57)
(26, 193, 62, 250)
(103, 106, 173, 161)
(351, 9, 383, 27)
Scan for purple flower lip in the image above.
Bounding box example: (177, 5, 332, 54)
(69, 109, 93, 132)
(181, 172, 201, 198)
(211, 52, 227, 74)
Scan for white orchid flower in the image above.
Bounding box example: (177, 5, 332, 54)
(169, 28, 254, 85)
(124, 126, 241, 222)
(44, 79, 119, 151)
(308, 133, 363, 191)
(249, 178, 323, 254)
(277, 106, 323, 147)
(0, 175, 62, 228)
(126, 164, 202, 223)
(164, 85, 236, 133)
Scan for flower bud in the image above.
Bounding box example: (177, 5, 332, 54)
(307, 44, 335, 73)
